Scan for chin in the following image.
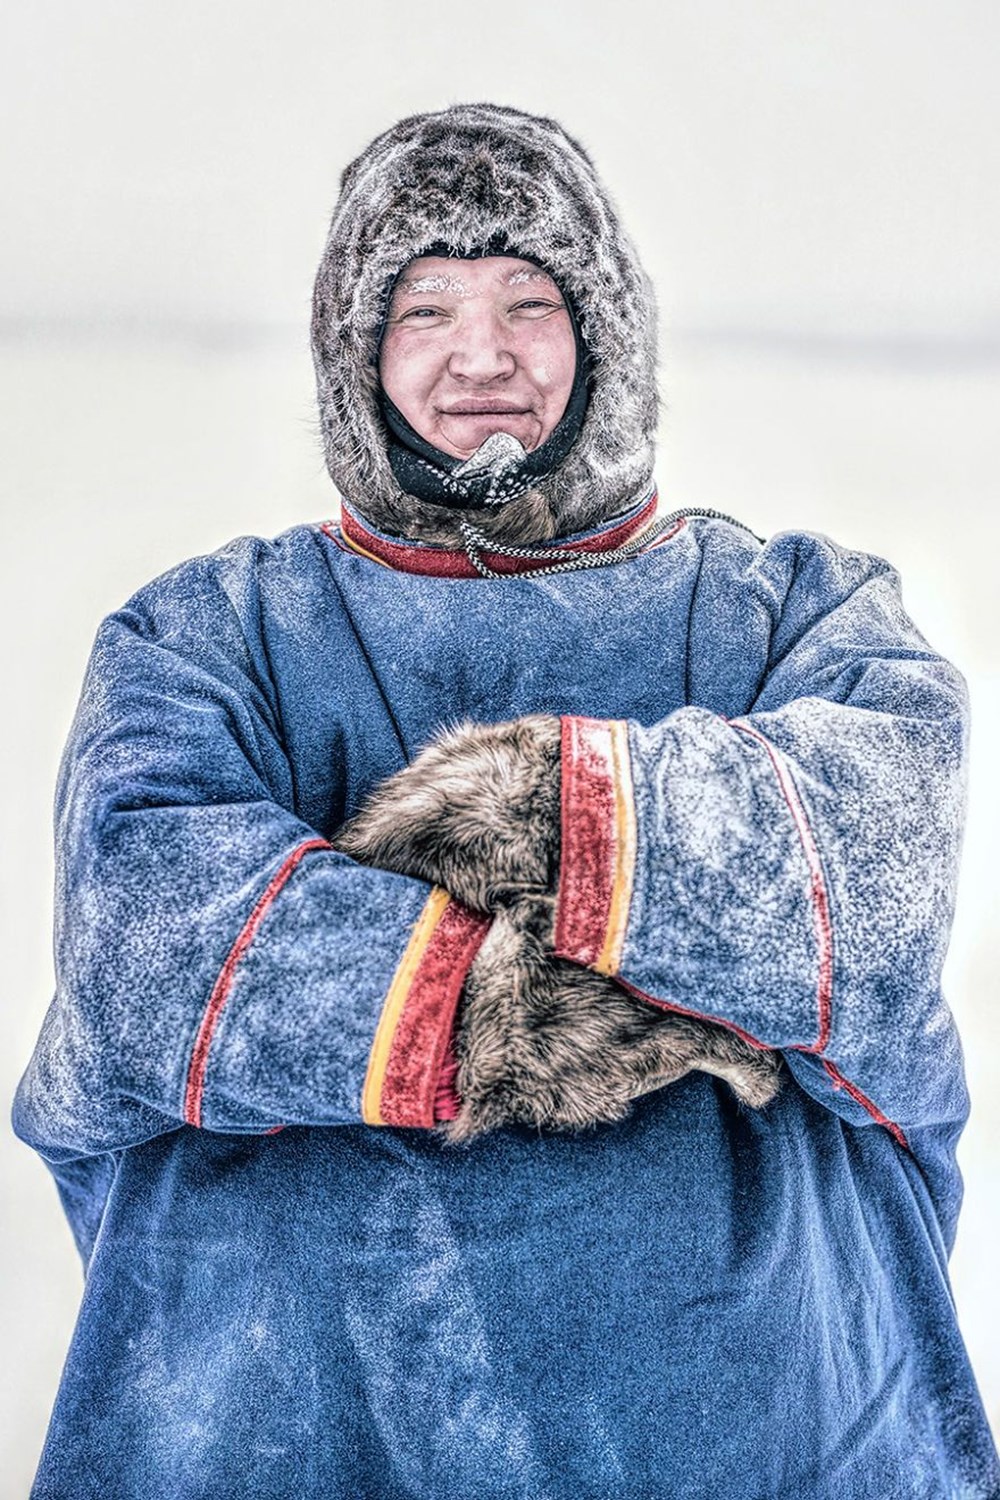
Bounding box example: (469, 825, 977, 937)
(437, 419, 542, 457)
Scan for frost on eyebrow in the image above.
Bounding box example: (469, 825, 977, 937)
(398, 275, 470, 297)
(390, 267, 559, 315)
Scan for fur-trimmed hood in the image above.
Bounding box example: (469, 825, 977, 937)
(310, 102, 659, 545)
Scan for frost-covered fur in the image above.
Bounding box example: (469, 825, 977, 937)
(310, 102, 659, 545)
(333, 717, 782, 1136)
(436, 900, 782, 1144)
(333, 716, 562, 912)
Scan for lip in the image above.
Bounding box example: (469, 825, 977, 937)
(439, 402, 530, 415)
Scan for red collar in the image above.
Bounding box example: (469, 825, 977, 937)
(325, 490, 672, 578)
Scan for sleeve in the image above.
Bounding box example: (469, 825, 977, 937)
(552, 528, 971, 1210)
(11, 553, 490, 1165)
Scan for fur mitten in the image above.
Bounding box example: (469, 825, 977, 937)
(333, 715, 782, 1138)
(435, 895, 782, 1144)
(333, 715, 561, 913)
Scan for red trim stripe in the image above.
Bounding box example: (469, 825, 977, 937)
(378, 901, 491, 1127)
(326, 493, 670, 578)
(622, 980, 909, 1151)
(554, 717, 619, 967)
(184, 838, 330, 1128)
(434, 1026, 463, 1121)
(821, 1058, 909, 1151)
(728, 720, 833, 1054)
(614, 974, 773, 1052)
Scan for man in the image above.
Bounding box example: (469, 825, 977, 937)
(13, 102, 1000, 1498)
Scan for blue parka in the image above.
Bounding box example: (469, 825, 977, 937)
(13, 490, 1000, 1498)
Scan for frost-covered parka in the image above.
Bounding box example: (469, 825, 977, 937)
(13, 103, 1000, 1499)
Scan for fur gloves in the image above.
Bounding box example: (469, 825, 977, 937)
(334, 716, 562, 919)
(333, 717, 781, 1142)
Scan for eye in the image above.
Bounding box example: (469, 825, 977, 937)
(395, 305, 444, 322)
(513, 299, 565, 316)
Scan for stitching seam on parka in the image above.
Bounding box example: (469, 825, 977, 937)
(821, 1059, 909, 1150)
(727, 719, 911, 1151)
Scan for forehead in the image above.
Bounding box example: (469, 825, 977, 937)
(392, 255, 557, 298)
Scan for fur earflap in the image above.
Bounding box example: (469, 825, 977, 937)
(311, 102, 659, 544)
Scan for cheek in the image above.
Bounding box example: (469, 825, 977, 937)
(522, 326, 577, 397)
(378, 336, 437, 410)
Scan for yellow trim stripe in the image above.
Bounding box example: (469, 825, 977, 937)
(361, 886, 452, 1124)
(596, 720, 637, 976)
(340, 530, 394, 568)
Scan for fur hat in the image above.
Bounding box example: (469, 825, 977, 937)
(310, 102, 659, 545)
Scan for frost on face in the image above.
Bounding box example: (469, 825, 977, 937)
(399, 274, 471, 297)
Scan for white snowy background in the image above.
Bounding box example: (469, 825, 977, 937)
(1, 1, 998, 1494)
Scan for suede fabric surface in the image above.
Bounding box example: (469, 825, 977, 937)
(13, 501, 999, 1499)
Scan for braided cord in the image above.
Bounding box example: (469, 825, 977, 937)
(458, 505, 761, 580)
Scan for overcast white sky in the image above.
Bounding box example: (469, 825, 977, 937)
(3, 0, 998, 342)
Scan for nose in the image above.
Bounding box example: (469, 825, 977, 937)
(446, 307, 517, 383)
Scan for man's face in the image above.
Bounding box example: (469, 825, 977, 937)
(377, 255, 577, 461)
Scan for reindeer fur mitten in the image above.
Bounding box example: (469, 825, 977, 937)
(333, 715, 562, 914)
(432, 894, 781, 1143)
(333, 716, 781, 1139)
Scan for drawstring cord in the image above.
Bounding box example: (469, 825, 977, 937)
(457, 506, 762, 580)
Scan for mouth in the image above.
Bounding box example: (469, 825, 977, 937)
(440, 403, 530, 416)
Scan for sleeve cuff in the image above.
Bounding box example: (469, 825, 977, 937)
(361, 888, 491, 1128)
(433, 1028, 462, 1123)
(553, 715, 636, 976)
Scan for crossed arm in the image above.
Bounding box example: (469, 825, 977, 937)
(13, 532, 971, 1224)
(333, 531, 973, 1181)
(332, 714, 782, 1142)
